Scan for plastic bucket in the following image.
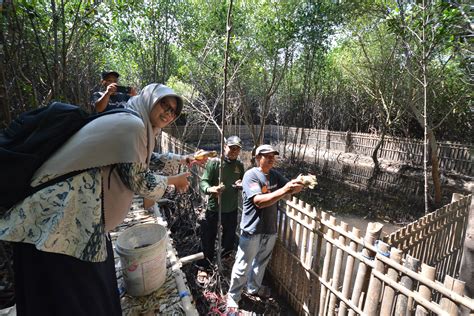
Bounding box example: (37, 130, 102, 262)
(115, 223, 167, 296)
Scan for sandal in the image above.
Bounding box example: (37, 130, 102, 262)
(246, 285, 271, 299)
(196, 270, 209, 286)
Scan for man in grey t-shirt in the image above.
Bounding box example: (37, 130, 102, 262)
(226, 144, 304, 312)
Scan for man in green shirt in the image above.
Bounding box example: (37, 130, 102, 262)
(197, 136, 245, 281)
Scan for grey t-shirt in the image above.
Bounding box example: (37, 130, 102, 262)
(240, 167, 288, 235)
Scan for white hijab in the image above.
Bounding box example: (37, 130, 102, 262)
(32, 83, 183, 185)
(126, 83, 184, 164)
(31, 83, 184, 232)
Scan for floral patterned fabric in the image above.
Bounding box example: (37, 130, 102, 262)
(0, 152, 183, 262)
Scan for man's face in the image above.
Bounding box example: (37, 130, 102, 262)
(257, 153, 277, 170)
(224, 145, 241, 160)
(101, 74, 119, 87)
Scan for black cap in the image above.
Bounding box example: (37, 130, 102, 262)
(101, 71, 120, 80)
(226, 136, 242, 148)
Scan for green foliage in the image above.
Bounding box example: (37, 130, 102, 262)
(1, 0, 471, 143)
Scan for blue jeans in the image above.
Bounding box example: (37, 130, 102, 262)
(226, 232, 277, 308)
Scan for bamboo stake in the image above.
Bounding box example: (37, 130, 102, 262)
(296, 200, 304, 257)
(338, 227, 361, 316)
(311, 211, 324, 315)
(348, 222, 384, 316)
(380, 247, 403, 315)
(363, 240, 390, 315)
(306, 206, 318, 314)
(415, 264, 436, 316)
(328, 222, 348, 314)
(440, 275, 465, 315)
(319, 216, 336, 315)
(395, 255, 420, 315)
(300, 204, 311, 307)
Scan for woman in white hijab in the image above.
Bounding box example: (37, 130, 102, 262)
(0, 84, 204, 316)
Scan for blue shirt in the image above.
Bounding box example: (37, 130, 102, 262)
(240, 167, 288, 234)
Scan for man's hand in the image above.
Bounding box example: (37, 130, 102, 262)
(233, 179, 242, 189)
(105, 83, 118, 95)
(283, 179, 304, 195)
(130, 87, 138, 96)
(207, 183, 225, 195)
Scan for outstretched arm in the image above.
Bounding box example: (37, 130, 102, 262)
(253, 179, 304, 208)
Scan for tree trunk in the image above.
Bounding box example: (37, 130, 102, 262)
(427, 129, 442, 207)
(0, 2, 11, 126)
(367, 130, 385, 190)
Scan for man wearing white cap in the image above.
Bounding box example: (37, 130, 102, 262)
(226, 144, 304, 313)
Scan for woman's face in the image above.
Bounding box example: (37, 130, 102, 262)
(150, 96, 177, 129)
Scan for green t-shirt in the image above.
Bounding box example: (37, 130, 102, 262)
(199, 157, 244, 213)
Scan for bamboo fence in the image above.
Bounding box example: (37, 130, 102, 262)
(164, 125, 472, 176)
(269, 196, 473, 315)
(383, 194, 472, 282)
(159, 132, 473, 315)
(273, 126, 472, 176)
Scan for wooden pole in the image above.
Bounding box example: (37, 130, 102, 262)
(440, 275, 466, 315)
(348, 222, 383, 316)
(395, 255, 420, 315)
(319, 216, 336, 315)
(380, 247, 403, 315)
(338, 227, 361, 316)
(415, 263, 436, 316)
(215, 0, 233, 275)
(363, 240, 390, 315)
(328, 222, 348, 314)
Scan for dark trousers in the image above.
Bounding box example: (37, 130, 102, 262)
(13, 237, 121, 316)
(198, 210, 238, 270)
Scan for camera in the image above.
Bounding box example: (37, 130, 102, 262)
(116, 86, 131, 94)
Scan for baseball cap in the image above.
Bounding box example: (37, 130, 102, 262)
(255, 144, 279, 156)
(226, 136, 242, 148)
(101, 71, 120, 80)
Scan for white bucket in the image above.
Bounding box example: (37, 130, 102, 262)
(115, 223, 167, 296)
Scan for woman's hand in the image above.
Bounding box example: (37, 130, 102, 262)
(167, 172, 191, 193)
(183, 149, 212, 167)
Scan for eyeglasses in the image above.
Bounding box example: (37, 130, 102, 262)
(159, 100, 177, 117)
